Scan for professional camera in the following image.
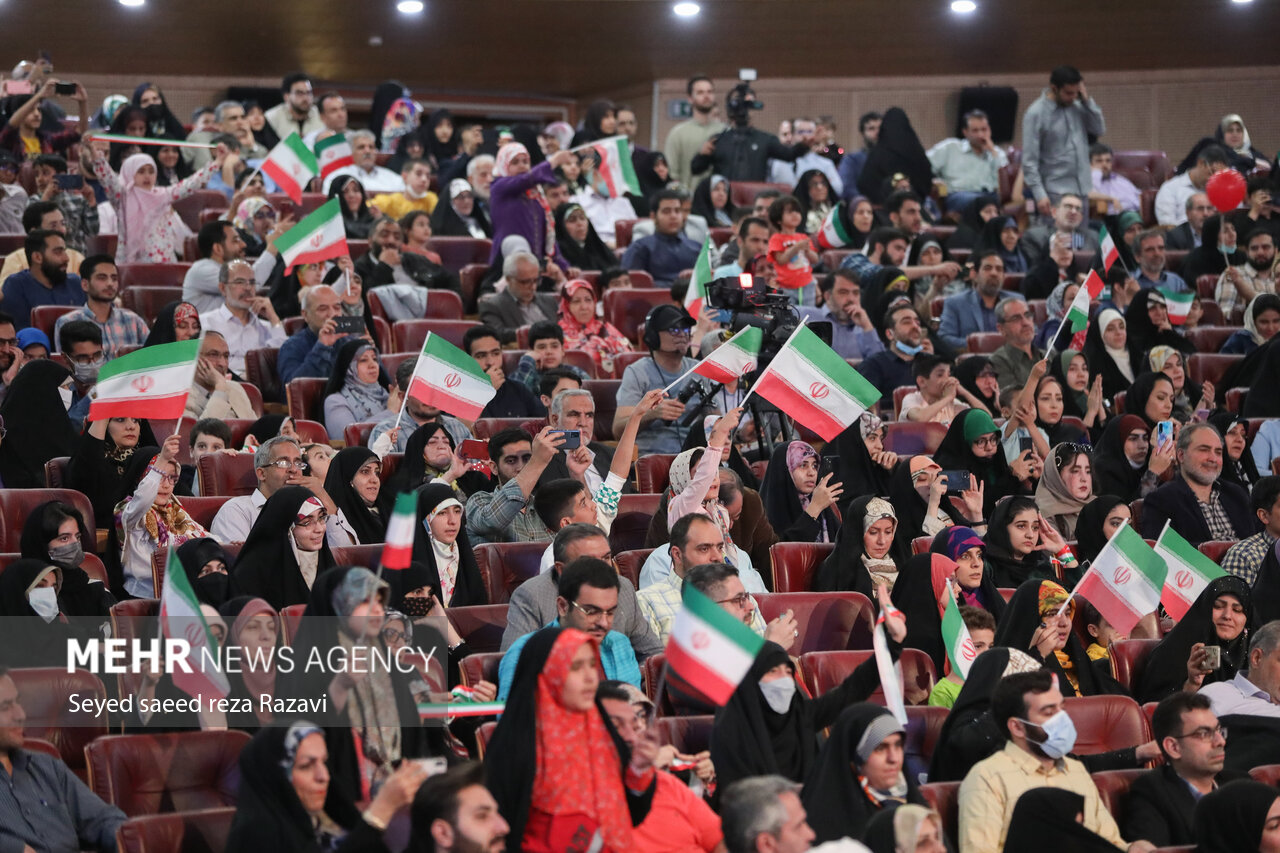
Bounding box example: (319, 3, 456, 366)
(704, 270, 832, 374)
(725, 82, 763, 126)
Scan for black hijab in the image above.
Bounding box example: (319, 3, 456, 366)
(861, 268, 912, 338)
(143, 300, 198, 347)
(177, 537, 232, 608)
(423, 109, 457, 167)
(368, 81, 409, 148)
(928, 646, 1024, 782)
(1124, 289, 1194, 361)
(1074, 495, 1127, 567)
(857, 108, 931, 203)
(15, 500, 110, 620)
(1003, 788, 1121, 853)
(0, 559, 90, 667)
(1081, 306, 1135, 403)
(431, 179, 493, 239)
(1183, 215, 1245, 284)
(554, 202, 615, 272)
(1123, 371, 1176, 429)
(933, 409, 1016, 517)
(890, 553, 955, 675)
(324, 447, 391, 547)
(801, 704, 923, 844)
(814, 494, 909, 597)
(824, 416, 892, 509)
(0, 359, 77, 488)
(691, 175, 737, 227)
(982, 497, 1057, 589)
(758, 442, 841, 544)
(130, 83, 187, 140)
(954, 356, 999, 417)
(947, 192, 1001, 252)
(106, 106, 148, 170)
(1047, 349, 1090, 421)
(1210, 411, 1260, 490)
(230, 486, 334, 610)
(570, 101, 616, 148)
(1243, 336, 1280, 418)
(328, 175, 374, 240)
(887, 458, 970, 558)
(388, 421, 489, 497)
(1090, 414, 1149, 503)
(1139, 576, 1253, 704)
(407, 483, 487, 608)
(994, 578, 1120, 697)
(634, 151, 670, 211)
(712, 643, 815, 789)
(974, 216, 1030, 274)
(1193, 779, 1280, 853)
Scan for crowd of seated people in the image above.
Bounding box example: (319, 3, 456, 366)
(5, 57, 1280, 853)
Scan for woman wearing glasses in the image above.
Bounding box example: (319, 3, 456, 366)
(230, 486, 335, 610)
(114, 434, 210, 598)
(934, 408, 1031, 518)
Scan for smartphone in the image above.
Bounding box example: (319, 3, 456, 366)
(459, 438, 488, 460)
(939, 470, 972, 493)
(818, 456, 836, 482)
(413, 757, 448, 776)
(1018, 435, 1033, 455)
(1203, 645, 1221, 671)
(555, 429, 581, 450)
(54, 81, 77, 96)
(332, 315, 364, 335)
(1156, 420, 1174, 449)
(55, 173, 83, 191)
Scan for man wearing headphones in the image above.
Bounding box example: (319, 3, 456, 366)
(614, 303, 720, 454)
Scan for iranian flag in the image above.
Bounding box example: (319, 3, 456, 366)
(587, 136, 641, 198)
(1154, 522, 1226, 621)
(665, 583, 764, 706)
(275, 198, 348, 273)
(419, 701, 505, 719)
(160, 546, 230, 701)
(873, 612, 908, 724)
(693, 326, 763, 384)
(941, 586, 977, 679)
(1066, 269, 1107, 334)
(684, 240, 714, 316)
(814, 200, 855, 250)
(89, 338, 199, 420)
(752, 323, 880, 441)
(405, 332, 497, 421)
(314, 134, 354, 181)
(1099, 223, 1119, 273)
(380, 492, 418, 570)
(1072, 523, 1166, 635)
(259, 132, 318, 202)
(1161, 289, 1195, 326)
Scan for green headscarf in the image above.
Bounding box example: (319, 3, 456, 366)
(961, 409, 999, 443)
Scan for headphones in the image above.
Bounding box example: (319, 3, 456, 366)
(643, 304, 674, 351)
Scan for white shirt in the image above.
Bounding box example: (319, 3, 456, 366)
(570, 188, 637, 246)
(768, 151, 844, 197)
(323, 164, 405, 195)
(637, 546, 767, 592)
(1155, 172, 1198, 226)
(210, 488, 268, 544)
(326, 508, 362, 548)
(199, 304, 286, 376)
(119, 469, 164, 598)
(182, 254, 279, 315)
(1200, 671, 1280, 719)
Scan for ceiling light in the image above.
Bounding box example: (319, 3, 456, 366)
(397, 0, 424, 12)
(118, 0, 145, 6)
(673, 2, 701, 17)
(951, 0, 977, 11)
(1231, 0, 1253, 4)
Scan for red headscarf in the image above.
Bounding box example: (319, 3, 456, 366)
(557, 279, 633, 372)
(531, 628, 635, 852)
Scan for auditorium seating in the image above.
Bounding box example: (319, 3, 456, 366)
(118, 262, 192, 289)
(86, 730, 249, 816)
(459, 652, 502, 689)
(150, 543, 241, 597)
(892, 385, 915, 420)
(1108, 639, 1161, 694)
(635, 454, 676, 493)
(1090, 768, 1147, 832)
(966, 332, 1003, 354)
(285, 377, 327, 422)
(426, 236, 493, 271)
(473, 542, 544, 603)
(475, 721, 498, 759)
(243, 347, 282, 404)
(1249, 764, 1280, 786)
(393, 318, 474, 352)
(798, 649, 937, 706)
(330, 544, 383, 571)
(1184, 326, 1236, 354)
(655, 714, 713, 756)
(279, 604, 306, 646)
(31, 304, 76, 340)
(343, 421, 377, 449)
(904, 704, 949, 769)
(0, 488, 97, 552)
(603, 288, 675, 345)
(114, 806, 236, 853)
(769, 542, 835, 592)
(367, 287, 464, 322)
(883, 422, 947, 455)
(8, 667, 108, 779)
(1186, 353, 1241, 389)
(609, 501, 652, 553)
(1197, 540, 1234, 564)
(911, 536, 934, 555)
(920, 781, 960, 848)
(0, 550, 109, 584)
(43, 456, 71, 488)
(196, 453, 257, 497)
(1063, 694, 1151, 754)
(449, 604, 510, 654)
(584, 380, 622, 442)
(755, 591, 874, 653)
(613, 549, 651, 589)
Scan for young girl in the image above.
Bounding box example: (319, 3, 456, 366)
(398, 210, 443, 264)
(767, 195, 819, 306)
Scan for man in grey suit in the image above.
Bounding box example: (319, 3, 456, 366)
(478, 250, 559, 344)
(937, 249, 1019, 351)
(1022, 193, 1100, 268)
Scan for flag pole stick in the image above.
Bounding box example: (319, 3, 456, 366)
(660, 360, 705, 395)
(172, 328, 208, 438)
(1055, 518, 1131, 618)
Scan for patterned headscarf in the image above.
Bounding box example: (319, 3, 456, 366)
(232, 197, 274, 232)
(939, 526, 984, 562)
(1037, 580, 1074, 621)
(494, 142, 530, 178)
(859, 412, 884, 440)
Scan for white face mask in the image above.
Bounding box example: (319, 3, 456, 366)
(28, 586, 59, 623)
(759, 676, 796, 714)
(57, 385, 73, 411)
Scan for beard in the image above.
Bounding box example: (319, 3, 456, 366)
(1248, 255, 1275, 271)
(40, 257, 67, 285)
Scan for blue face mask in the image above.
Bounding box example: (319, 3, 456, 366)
(1219, 244, 1236, 255)
(895, 340, 924, 356)
(1019, 709, 1077, 759)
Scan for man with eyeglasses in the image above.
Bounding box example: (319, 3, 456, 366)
(182, 219, 284, 314)
(51, 254, 147, 360)
(185, 330, 256, 420)
(1123, 691, 1244, 848)
(1022, 193, 1100, 269)
(497, 556, 641, 701)
(210, 435, 306, 543)
(477, 251, 558, 345)
(199, 259, 284, 378)
(57, 319, 103, 431)
(989, 297, 1044, 391)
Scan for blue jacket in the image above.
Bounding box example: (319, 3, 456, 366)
(937, 287, 1019, 351)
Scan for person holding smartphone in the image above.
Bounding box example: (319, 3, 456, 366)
(0, 78, 87, 161)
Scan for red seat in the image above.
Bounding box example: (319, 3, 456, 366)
(1184, 326, 1237, 354)
(343, 421, 377, 449)
(1109, 638, 1162, 693)
(1196, 274, 1217, 300)
(0, 488, 97, 552)
(655, 715, 713, 754)
(1249, 764, 1280, 786)
(243, 347, 282, 405)
(640, 653, 677, 715)
(1226, 387, 1248, 413)
(1111, 150, 1172, 190)
(30, 304, 76, 341)
(611, 351, 650, 378)
(196, 453, 257, 498)
(1186, 353, 1242, 389)
(966, 332, 1003, 354)
(756, 591, 874, 652)
(150, 542, 241, 597)
(393, 318, 474, 352)
(459, 652, 502, 688)
(920, 781, 960, 848)
(892, 385, 916, 420)
(1063, 694, 1151, 754)
(768, 542, 836, 593)
(731, 181, 791, 209)
(1197, 302, 1225, 326)
(998, 587, 1016, 602)
(0, 549, 108, 585)
(43, 455, 70, 487)
(86, 731, 249, 816)
(330, 544, 383, 571)
(584, 379, 622, 443)
(286, 377, 327, 422)
(603, 288, 674, 345)
(448, 604, 509, 654)
(709, 226, 734, 247)
(118, 262, 192, 290)
(609, 500, 652, 552)
(367, 287, 465, 322)
(279, 603, 306, 646)
(172, 190, 231, 231)
(614, 219, 638, 248)
(613, 549, 650, 589)
(7, 668, 107, 779)
(472, 418, 534, 440)
(883, 422, 947, 455)
(1129, 498, 1143, 533)
(177, 496, 231, 533)
(1028, 299, 1048, 325)
(1196, 540, 1234, 564)
(1090, 768, 1147, 832)
(426, 237, 493, 272)
(23, 737, 61, 760)
(458, 262, 488, 314)
(619, 493, 660, 517)
(115, 806, 236, 853)
(905, 704, 949, 766)
(911, 536, 933, 555)
(475, 721, 498, 759)
(85, 234, 117, 258)
(635, 454, 676, 493)
(473, 542, 545, 604)
(798, 649, 937, 706)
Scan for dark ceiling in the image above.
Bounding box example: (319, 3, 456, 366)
(11, 0, 1279, 98)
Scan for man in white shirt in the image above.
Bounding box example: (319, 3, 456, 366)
(182, 219, 284, 314)
(198, 259, 286, 377)
(927, 109, 1008, 214)
(323, 130, 405, 194)
(209, 436, 303, 542)
(1155, 144, 1230, 226)
(264, 72, 324, 143)
(1201, 620, 1280, 720)
(302, 92, 351, 146)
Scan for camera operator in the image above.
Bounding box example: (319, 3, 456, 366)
(689, 82, 813, 183)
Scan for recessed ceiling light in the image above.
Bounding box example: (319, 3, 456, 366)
(1231, 0, 1253, 4)
(119, 0, 145, 6)
(673, 2, 701, 17)
(397, 0, 424, 12)
(951, 0, 977, 11)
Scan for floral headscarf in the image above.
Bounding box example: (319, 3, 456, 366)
(232, 197, 274, 232)
(558, 278, 632, 373)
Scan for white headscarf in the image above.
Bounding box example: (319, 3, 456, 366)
(1096, 308, 1134, 383)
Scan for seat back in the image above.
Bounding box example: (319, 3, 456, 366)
(919, 781, 961, 848)
(8, 668, 107, 777)
(768, 542, 836, 592)
(583, 379, 622, 442)
(756, 591, 874, 652)
(475, 721, 498, 759)
(884, 422, 946, 455)
(1187, 353, 1242, 389)
(655, 715, 714, 755)
(118, 262, 193, 289)
(115, 807, 236, 853)
(966, 332, 1003, 354)
(197, 453, 258, 497)
(1090, 768, 1147, 832)
(0, 488, 97, 552)
(279, 603, 306, 646)
(459, 652, 502, 688)
(110, 599, 161, 699)
(473, 542, 545, 603)
(330, 544, 383, 571)
(31, 304, 76, 340)
(635, 454, 676, 493)
(243, 347, 282, 404)
(86, 731, 250, 816)
(614, 549, 652, 589)
(1184, 326, 1237, 354)
(43, 455, 71, 487)
(448, 604, 509, 654)
(602, 288, 674, 345)
(798, 649, 937, 706)
(1249, 764, 1280, 786)
(1197, 540, 1234, 565)
(286, 377, 327, 422)
(393, 319, 474, 352)
(121, 286, 184, 325)
(1063, 694, 1151, 754)
(1108, 638, 1161, 693)
(426, 236, 492, 271)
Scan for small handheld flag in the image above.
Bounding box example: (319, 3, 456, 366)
(691, 326, 763, 385)
(160, 546, 230, 701)
(1099, 223, 1119, 273)
(380, 492, 418, 571)
(89, 339, 200, 421)
(314, 134, 354, 182)
(1068, 522, 1166, 635)
(684, 240, 714, 317)
(663, 584, 765, 707)
(404, 333, 497, 422)
(1160, 289, 1195, 326)
(259, 132, 319, 203)
(581, 136, 641, 198)
(275, 198, 349, 273)
(1154, 522, 1226, 622)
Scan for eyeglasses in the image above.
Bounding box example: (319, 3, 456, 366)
(381, 627, 407, 643)
(266, 458, 305, 470)
(1001, 311, 1032, 324)
(664, 327, 692, 337)
(716, 592, 753, 608)
(972, 435, 999, 449)
(202, 350, 231, 361)
(294, 512, 329, 529)
(68, 353, 104, 366)
(0, 337, 16, 348)
(1173, 725, 1227, 742)
(226, 278, 257, 289)
(569, 601, 618, 619)
(154, 469, 179, 485)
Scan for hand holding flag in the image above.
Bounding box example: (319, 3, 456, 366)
(1062, 522, 1165, 635)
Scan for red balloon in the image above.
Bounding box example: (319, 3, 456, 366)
(1205, 168, 1246, 212)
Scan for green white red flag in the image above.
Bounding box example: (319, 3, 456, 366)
(684, 240, 714, 316)
(1066, 269, 1106, 334)
(664, 583, 764, 706)
(1072, 522, 1166, 635)
(405, 332, 497, 422)
(314, 134, 354, 182)
(275, 198, 348, 273)
(260, 132, 318, 203)
(586, 136, 641, 198)
(751, 323, 880, 441)
(1154, 522, 1226, 622)
(1161, 289, 1195, 326)
(941, 585, 977, 680)
(89, 338, 200, 420)
(380, 492, 418, 571)
(814, 200, 855, 250)
(160, 546, 230, 701)
(1099, 223, 1119, 273)
(693, 326, 763, 384)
